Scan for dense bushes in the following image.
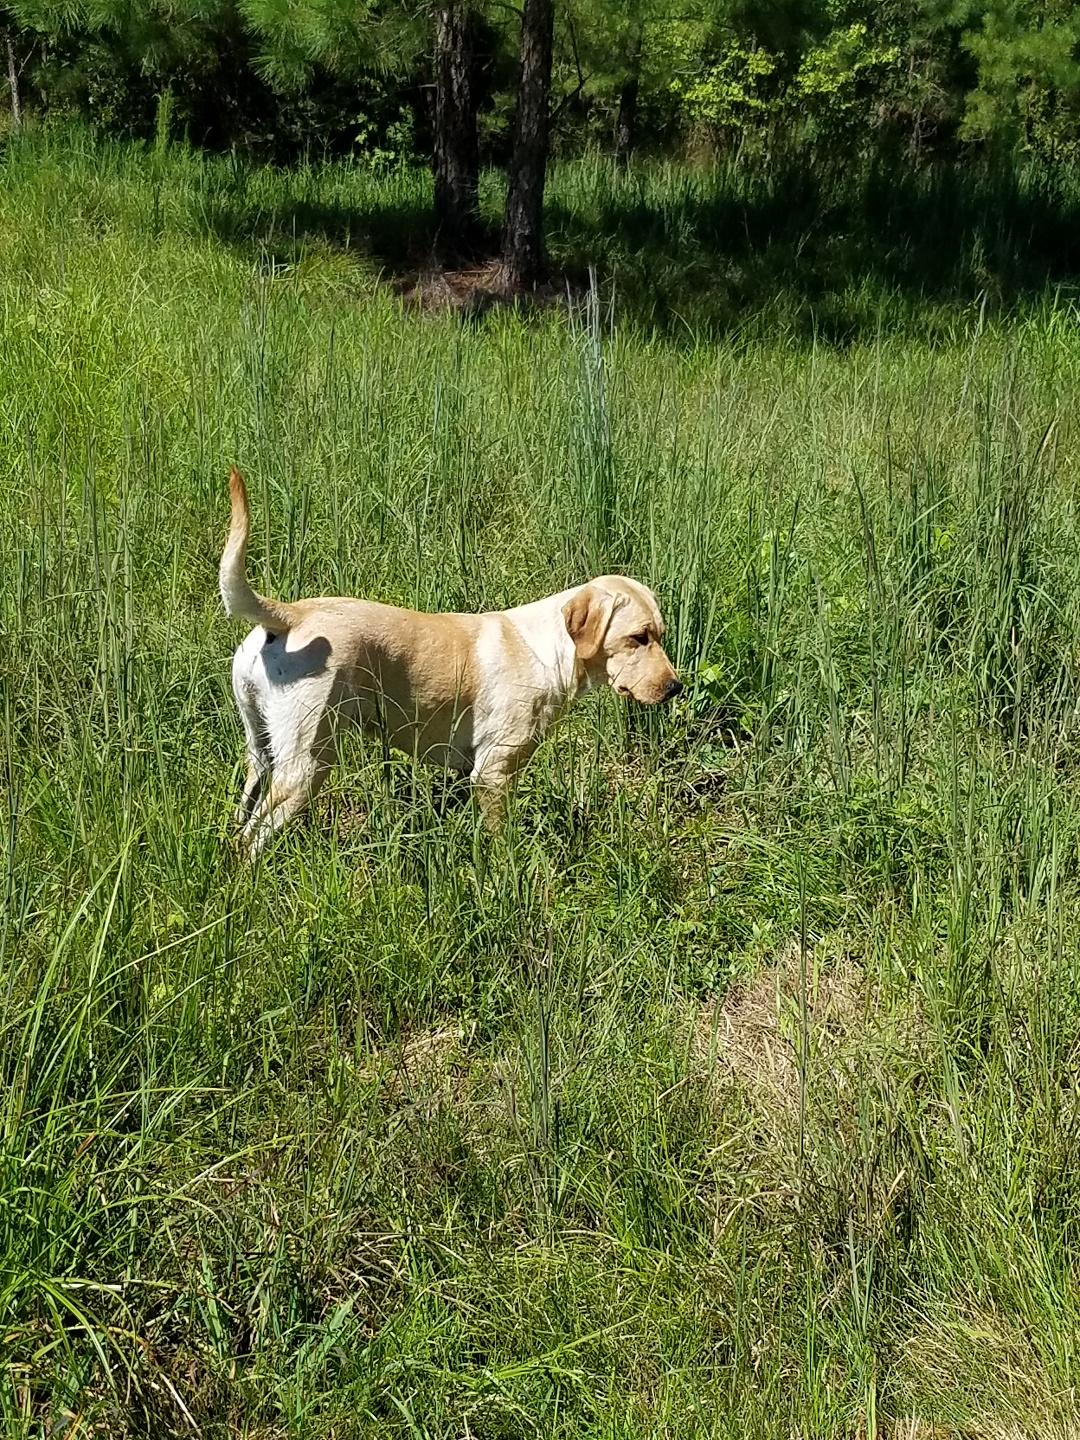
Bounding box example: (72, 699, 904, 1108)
(4, 0, 1080, 166)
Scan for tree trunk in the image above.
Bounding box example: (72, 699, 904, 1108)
(433, 2, 480, 262)
(6, 35, 20, 131)
(501, 0, 554, 290)
(615, 20, 642, 168)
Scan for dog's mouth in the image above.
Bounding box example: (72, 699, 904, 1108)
(616, 684, 662, 704)
(617, 678, 683, 704)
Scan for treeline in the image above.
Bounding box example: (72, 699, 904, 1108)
(4, 1, 1080, 283)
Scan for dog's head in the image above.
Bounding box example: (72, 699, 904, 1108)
(562, 577, 681, 704)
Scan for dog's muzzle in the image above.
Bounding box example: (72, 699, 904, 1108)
(663, 677, 683, 701)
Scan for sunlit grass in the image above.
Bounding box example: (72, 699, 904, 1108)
(4, 128, 1080, 1436)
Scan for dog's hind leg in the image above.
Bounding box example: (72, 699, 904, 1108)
(240, 746, 334, 858)
(231, 635, 276, 826)
(237, 710, 273, 825)
(233, 678, 273, 825)
(238, 760, 269, 825)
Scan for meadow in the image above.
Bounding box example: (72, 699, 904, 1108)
(5, 127, 1080, 1437)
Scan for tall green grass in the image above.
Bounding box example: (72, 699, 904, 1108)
(5, 129, 1080, 1436)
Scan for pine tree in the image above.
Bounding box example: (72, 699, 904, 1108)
(501, 0, 554, 288)
(433, 1, 481, 259)
(243, 0, 485, 257)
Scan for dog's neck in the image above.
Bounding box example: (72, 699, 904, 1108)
(543, 616, 589, 710)
(570, 648, 605, 700)
(505, 590, 595, 713)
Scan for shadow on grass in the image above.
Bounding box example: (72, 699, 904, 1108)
(547, 157, 1080, 341)
(200, 154, 1080, 340)
(201, 190, 439, 278)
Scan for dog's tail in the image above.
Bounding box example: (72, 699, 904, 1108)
(219, 468, 295, 634)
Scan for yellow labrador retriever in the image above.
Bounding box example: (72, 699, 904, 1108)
(220, 468, 681, 854)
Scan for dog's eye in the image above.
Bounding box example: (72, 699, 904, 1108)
(631, 632, 649, 646)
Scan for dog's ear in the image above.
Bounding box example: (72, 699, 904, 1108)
(563, 586, 618, 661)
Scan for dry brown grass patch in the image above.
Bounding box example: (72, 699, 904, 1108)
(689, 941, 877, 1120)
(395, 259, 576, 316)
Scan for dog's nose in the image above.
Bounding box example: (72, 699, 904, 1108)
(663, 677, 683, 701)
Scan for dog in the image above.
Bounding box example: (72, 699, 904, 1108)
(219, 468, 681, 855)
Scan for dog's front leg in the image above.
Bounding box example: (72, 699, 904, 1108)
(470, 739, 535, 832)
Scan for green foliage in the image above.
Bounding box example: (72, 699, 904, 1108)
(673, 40, 780, 139)
(6, 0, 1080, 165)
(353, 101, 417, 164)
(238, 0, 424, 89)
(794, 21, 900, 137)
(959, 0, 1080, 158)
(6, 0, 429, 155)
